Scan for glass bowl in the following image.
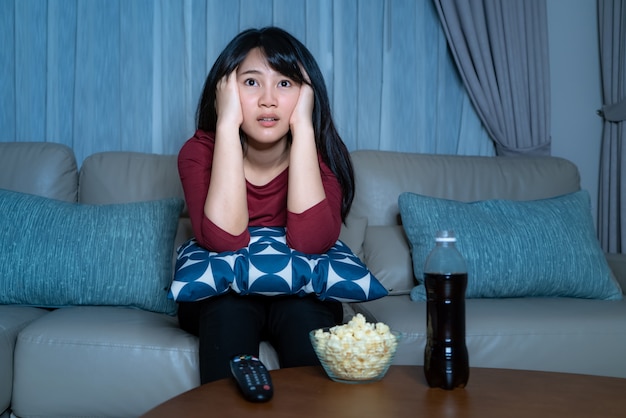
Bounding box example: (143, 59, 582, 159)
(309, 326, 400, 384)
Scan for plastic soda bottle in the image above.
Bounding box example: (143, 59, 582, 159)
(423, 230, 469, 389)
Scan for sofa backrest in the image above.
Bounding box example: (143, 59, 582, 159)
(0, 143, 587, 297)
(348, 150, 581, 227)
(78, 151, 192, 251)
(346, 150, 583, 295)
(0, 142, 78, 202)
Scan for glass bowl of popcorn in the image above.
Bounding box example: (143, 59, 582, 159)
(309, 313, 400, 384)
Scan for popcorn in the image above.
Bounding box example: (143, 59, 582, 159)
(311, 314, 398, 381)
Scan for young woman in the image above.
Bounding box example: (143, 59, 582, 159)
(177, 27, 355, 383)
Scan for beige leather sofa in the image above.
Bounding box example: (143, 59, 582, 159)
(347, 150, 626, 378)
(1, 142, 624, 418)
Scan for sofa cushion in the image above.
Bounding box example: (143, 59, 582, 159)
(339, 215, 367, 261)
(170, 227, 388, 303)
(78, 151, 193, 270)
(0, 142, 78, 202)
(606, 253, 626, 292)
(398, 190, 623, 300)
(0, 189, 183, 314)
(0, 306, 48, 415)
(349, 150, 581, 226)
(363, 225, 415, 295)
(12, 306, 199, 417)
(352, 295, 626, 378)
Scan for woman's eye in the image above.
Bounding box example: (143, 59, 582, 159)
(279, 80, 292, 87)
(244, 79, 257, 86)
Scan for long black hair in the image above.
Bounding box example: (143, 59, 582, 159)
(196, 27, 354, 220)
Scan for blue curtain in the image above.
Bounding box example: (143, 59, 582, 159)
(434, 0, 551, 156)
(0, 0, 493, 165)
(598, 0, 626, 253)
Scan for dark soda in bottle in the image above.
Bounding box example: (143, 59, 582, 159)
(423, 231, 469, 389)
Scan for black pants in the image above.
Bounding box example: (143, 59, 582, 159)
(178, 293, 343, 383)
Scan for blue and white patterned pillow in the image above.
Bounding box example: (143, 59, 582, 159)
(168, 239, 247, 302)
(168, 226, 387, 303)
(233, 227, 313, 296)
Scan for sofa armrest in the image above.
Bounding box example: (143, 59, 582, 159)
(605, 253, 626, 294)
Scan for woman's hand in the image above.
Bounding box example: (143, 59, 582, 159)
(206, 70, 248, 238)
(287, 70, 324, 218)
(215, 71, 243, 130)
(289, 80, 314, 134)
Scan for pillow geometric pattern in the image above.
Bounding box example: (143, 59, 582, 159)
(168, 240, 245, 302)
(169, 227, 388, 303)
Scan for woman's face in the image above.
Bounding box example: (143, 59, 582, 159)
(236, 48, 301, 146)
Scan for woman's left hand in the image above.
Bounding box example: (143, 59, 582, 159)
(286, 71, 324, 218)
(290, 81, 314, 133)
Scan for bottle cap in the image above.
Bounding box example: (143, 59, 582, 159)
(435, 230, 457, 242)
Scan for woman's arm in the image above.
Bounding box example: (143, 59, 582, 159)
(204, 71, 249, 238)
(287, 82, 326, 215)
(286, 82, 342, 253)
(178, 133, 250, 252)
(286, 160, 343, 254)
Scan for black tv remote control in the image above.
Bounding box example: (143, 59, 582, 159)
(230, 354, 274, 402)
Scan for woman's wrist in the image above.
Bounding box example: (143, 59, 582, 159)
(215, 122, 241, 141)
(290, 124, 315, 143)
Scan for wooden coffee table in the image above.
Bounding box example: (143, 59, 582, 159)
(142, 366, 626, 417)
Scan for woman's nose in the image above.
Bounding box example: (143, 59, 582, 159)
(259, 86, 277, 107)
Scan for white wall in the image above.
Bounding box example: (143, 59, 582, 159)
(547, 0, 603, 226)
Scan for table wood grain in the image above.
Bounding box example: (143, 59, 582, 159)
(142, 366, 626, 418)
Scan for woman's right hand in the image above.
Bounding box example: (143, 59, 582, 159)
(206, 70, 248, 240)
(215, 71, 243, 130)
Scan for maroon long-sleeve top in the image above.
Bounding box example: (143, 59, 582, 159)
(178, 130, 343, 254)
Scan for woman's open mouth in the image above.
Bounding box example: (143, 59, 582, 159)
(258, 116, 279, 127)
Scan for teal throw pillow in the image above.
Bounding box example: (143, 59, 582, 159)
(0, 189, 183, 314)
(398, 190, 622, 300)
